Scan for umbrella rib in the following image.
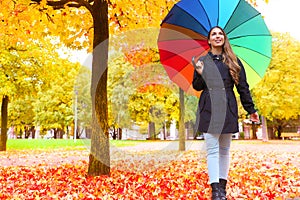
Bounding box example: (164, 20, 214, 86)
(229, 34, 272, 40)
(196, 0, 212, 29)
(229, 34, 272, 57)
(226, 13, 263, 36)
(238, 56, 266, 78)
(217, 0, 220, 26)
(173, 3, 210, 34)
(222, 0, 242, 30)
(231, 44, 272, 59)
(229, 34, 272, 44)
(161, 44, 208, 62)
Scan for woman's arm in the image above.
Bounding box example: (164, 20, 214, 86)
(236, 59, 256, 114)
(192, 70, 206, 91)
(192, 57, 206, 91)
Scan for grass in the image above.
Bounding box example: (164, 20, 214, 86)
(8, 138, 296, 151)
(7, 139, 86, 150)
(6, 139, 146, 150)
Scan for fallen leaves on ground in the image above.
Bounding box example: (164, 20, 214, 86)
(0, 147, 300, 199)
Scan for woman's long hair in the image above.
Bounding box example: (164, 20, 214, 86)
(208, 26, 241, 85)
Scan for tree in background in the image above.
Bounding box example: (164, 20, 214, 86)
(33, 60, 81, 138)
(0, 0, 83, 149)
(75, 66, 92, 139)
(107, 55, 135, 139)
(252, 32, 300, 138)
(0, 41, 55, 150)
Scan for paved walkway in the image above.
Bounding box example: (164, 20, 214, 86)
(1, 140, 299, 167)
(115, 140, 300, 152)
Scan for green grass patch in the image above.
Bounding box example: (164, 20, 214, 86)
(110, 140, 147, 147)
(7, 139, 87, 150)
(6, 139, 145, 150)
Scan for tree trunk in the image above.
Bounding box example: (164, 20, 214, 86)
(44, 0, 110, 175)
(0, 95, 9, 151)
(148, 122, 155, 139)
(31, 126, 36, 139)
(53, 128, 58, 139)
(24, 126, 30, 139)
(261, 116, 268, 142)
(111, 126, 117, 140)
(117, 128, 122, 140)
(277, 125, 282, 139)
(87, 0, 110, 176)
(178, 88, 185, 151)
(251, 123, 257, 139)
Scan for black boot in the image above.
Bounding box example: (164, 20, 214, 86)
(219, 179, 227, 200)
(211, 183, 221, 200)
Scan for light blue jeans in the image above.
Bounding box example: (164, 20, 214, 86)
(204, 133, 232, 184)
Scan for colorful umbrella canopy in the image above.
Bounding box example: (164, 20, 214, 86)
(158, 0, 272, 96)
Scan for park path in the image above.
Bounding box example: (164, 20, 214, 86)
(111, 140, 300, 169)
(1, 140, 299, 167)
(117, 140, 300, 152)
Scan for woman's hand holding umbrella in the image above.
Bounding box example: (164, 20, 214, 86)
(250, 112, 260, 123)
(192, 56, 204, 75)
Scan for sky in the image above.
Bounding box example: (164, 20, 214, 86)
(256, 0, 300, 40)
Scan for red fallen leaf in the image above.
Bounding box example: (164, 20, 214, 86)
(265, 190, 277, 199)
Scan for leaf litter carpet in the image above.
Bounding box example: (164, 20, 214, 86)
(0, 140, 300, 199)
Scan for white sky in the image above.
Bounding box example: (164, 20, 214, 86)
(256, 0, 300, 40)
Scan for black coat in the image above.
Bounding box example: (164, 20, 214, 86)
(192, 52, 256, 134)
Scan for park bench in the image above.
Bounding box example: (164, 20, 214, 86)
(281, 132, 300, 140)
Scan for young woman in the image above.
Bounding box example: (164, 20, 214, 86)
(192, 26, 259, 200)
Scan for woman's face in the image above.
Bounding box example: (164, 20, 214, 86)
(208, 27, 225, 48)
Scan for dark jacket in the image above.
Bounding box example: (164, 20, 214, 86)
(192, 52, 256, 134)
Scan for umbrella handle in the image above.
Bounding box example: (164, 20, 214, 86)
(192, 56, 202, 69)
(192, 56, 198, 69)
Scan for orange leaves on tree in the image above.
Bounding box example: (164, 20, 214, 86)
(137, 83, 170, 97)
(124, 44, 159, 67)
(138, 83, 157, 93)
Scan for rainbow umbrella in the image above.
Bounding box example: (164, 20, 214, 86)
(158, 0, 272, 96)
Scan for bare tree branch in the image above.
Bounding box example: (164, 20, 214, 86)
(46, 0, 93, 12)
